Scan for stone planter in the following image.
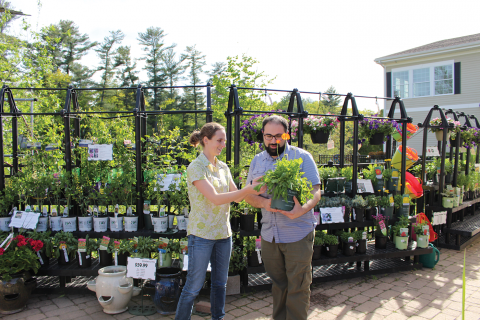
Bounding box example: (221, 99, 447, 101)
(49, 216, 62, 231)
(153, 216, 168, 233)
(124, 216, 138, 232)
(87, 266, 141, 314)
(0, 273, 37, 315)
(148, 268, 183, 315)
(78, 216, 93, 232)
(61, 217, 77, 232)
(0, 216, 11, 232)
(109, 217, 123, 232)
(94, 217, 109, 232)
(36, 217, 48, 232)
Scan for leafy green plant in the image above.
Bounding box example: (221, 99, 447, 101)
(167, 172, 189, 214)
(378, 196, 390, 208)
(394, 215, 410, 236)
(362, 164, 378, 186)
(365, 195, 377, 208)
(314, 237, 324, 246)
(393, 195, 403, 210)
(351, 195, 367, 208)
(339, 232, 355, 243)
(53, 231, 78, 260)
(413, 221, 428, 236)
(318, 167, 339, 180)
(243, 236, 257, 255)
(134, 236, 156, 258)
(229, 241, 246, 273)
(383, 168, 392, 182)
(340, 167, 353, 181)
(27, 230, 56, 259)
(323, 234, 339, 246)
(353, 230, 366, 241)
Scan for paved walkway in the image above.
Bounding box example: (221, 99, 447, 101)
(4, 238, 480, 320)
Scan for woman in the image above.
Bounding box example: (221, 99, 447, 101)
(175, 122, 265, 320)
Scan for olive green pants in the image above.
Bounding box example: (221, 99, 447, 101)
(261, 231, 314, 320)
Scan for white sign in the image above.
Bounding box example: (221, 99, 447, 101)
(426, 146, 440, 157)
(87, 144, 113, 161)
(157, 173, 181, 191)
(432, 211, 447, 226)
(9, 211, 40, 229)
(356, 179, 375, 194)
(327, 139, 334, 150)
(126, 257, 157, 280)
(320, 207, 344, 224)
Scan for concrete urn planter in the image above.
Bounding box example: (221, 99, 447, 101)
(87, 266, 140, 314)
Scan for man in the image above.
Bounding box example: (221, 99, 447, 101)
(245, 115, 321, 320)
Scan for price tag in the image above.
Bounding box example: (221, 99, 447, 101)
(78, 252, 82, 266)
(256, 249, 262, 264)
(126, 257, 157, 280)
(63, 248, 69, 262)
(182, 254, 188, 271)
(426, 146, 440, 157)
(37, 251, 44, 265)
(114, 251, 118, 266)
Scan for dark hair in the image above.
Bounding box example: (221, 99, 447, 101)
(189, 122, 225, 147)
(262, 115, 288, 132)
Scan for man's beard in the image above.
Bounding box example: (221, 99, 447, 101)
(265, 143, 286, 157)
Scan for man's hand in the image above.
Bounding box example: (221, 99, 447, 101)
(277, 196, 305, 219)
(262, 198, 278, 213)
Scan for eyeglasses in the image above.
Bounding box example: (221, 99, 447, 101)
(263, 134, 284, 141)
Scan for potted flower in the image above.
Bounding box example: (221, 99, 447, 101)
(303, 114, 338, 144)
(429, 117, 461, 141)
(244, 236, 262, 267)
(351, 195, 367, 222)
(77, 235, 98, 268)
(393, 216, 410, 250)
(26, 231, 56, 268)
(0, 233, 42, 314)
(379, 195, 394, 219)
(339, 232, 356, 256)
(239, 111, 278, 149)
(359, 117, 397, 145)
(373, 214, 389, 249)
(460, 127, 480, 150)
(353, 230, 368, 254)
(53, 231, 77, 265)
(255, 146, 313, 211)
(313, 236, 323, 260)
(322, 234, 339, 258)
(414, 221, 430, 248)
(365, 195, 378, 221)
(156, 238, 173, 268)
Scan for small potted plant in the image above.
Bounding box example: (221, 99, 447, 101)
(229, 241, 246, 276)
(340, 167, 353, 195)
(414, 221, 430, 248)
(239, 201, 256, 232)
(167, 172, 189, 230)
(303, 114, 338, 144)
(373, 214, 388, 249)
(53, 231, 78, 265)
(97, 236, 115, 267)
(353, 230, 368, 254)
(394, 194, 407, 217)
(351, 195, 367, 222)
(359, 117, 397, 145)
(379, 196, 394, 219)
(117, 239, 133, 266)
(132, 236, 156, 259)
(244, 236, 262, 267)
(322, 234, 339, 258)
(441, 188, 455, 208)
(393, 216, 410, 250)
(429, 117, 461, 141)
(70, 172, 93, 232)
(365, 195, 378, 221)
(77, 235, 98, 268)
(339, 232, 356, 256)
(313, 236, 323, 260)
(156, 238, 173, 268)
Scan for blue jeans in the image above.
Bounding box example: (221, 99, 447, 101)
(175, 235, 232, 320)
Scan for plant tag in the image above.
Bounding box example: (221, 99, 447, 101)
(63, 248, 69, 262)
(0, 233, 14, 249)
(401, 240, 406, 243)
(183, 207, 189, 217)
(37, 251, 44, 265)
(159, 253, 163, 267)
(78, 252, 82, 265)
(389, 194, 394, 207)
(127, 207, 132, 216)
(375, 167, 383, 179)
(159, 207, 165, 217)
(63, 207, 68, 217)
(349, 246, 354, 249)
(326, 247, 329, 251)
(356, 242, 359, 247)
(352, 209, 356, 219)
(422, 225, 429, 236)
(86, 255, 90, 259)
(93, 206, 98, 218)
(362, 232, 367, 240)
(379, 220, 387, 236)
(400, 228, 408, 237)
(25, 205, 31, 212)
(42, 207, 48, 217)
(114, 251, 118, 266)
(51, 207, 57, 217)
(244, 208, 249, 215)
(348, 237, 354, 243)
(143, 200, 151, 214)
(256, 248, 262, 264)
(182, 254, 188, 271)
(114, 204, 119, 218)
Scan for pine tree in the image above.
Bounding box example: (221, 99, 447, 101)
(323, 85, 342, 111)
(115, 46, 139, 109)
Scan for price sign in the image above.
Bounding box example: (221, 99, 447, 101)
(126, 257, 157, 280)
(426, 146, 440, 157)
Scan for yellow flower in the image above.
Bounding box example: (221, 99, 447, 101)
(385, 190, 390, 194)
(385, 159, 392, 162)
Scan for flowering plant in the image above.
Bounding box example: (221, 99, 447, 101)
(359, 117, 397, 143)
(460, 127, 480, 149)
(429, 117, 461, 134)
(240, 111, 290, 149)
(372, 213, 388, 236)
(0, 234, 44, 281)
(303, 114, 339, 134)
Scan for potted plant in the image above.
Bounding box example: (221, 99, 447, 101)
(0, 185, 16, 232)
(341, 167, 353, 194)
(429, 117, 461, 141)
(229, 241, 246, 275)
(70, 171, 93, 232)
(303, 114, 338, 144)
(97, 236, 114, 267)
(313, 236, 323, 260)
(244, 236, 261, 267)
(414, 221, 430, 248)
(359, 117, 397, 145)
(53, 231, 77, 266)
(167, 171, 189, 230)
(351, 195, 367, 222)
(0, 233, 42, 314)
(156, 238, 173, 268)
(339, 232, 356, 256)
(379, 196, 394, 219)
(77, 235, 98, 268)
(393, 216, 410, 250)
(394, 194, 407, 217)
(441, 188, 455, 208)
(230, 204, 242, 232)
(132, 236, 155, 259)
(373, 214, 389, 249)
(322, 234, 339, 258)
(255, 150, 313, 211)
(117, 239, 133, 266)
(353, 230, 367, 254)
(26, 231, 56, 268)
(365, 195, 378, 221)
(239, 201, 256, 232)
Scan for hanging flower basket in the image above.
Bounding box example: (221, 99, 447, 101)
(435, 130, 450, 141)
(359, 116, 397, 145)
(369, 133, 384, 145)
(310, 131, 330, 144)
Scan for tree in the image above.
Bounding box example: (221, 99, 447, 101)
(0, 1, 22, 34)
(160, 48, 185, 97)
(181, 45, 206, 129)
(323, 85, 342, 110)
(138, 27, 171, 131)
(115, 46, 139, 109)
(95, 30, 124, 108)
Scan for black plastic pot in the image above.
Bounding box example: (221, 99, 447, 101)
(230, 216, 240, 232)
(312, 245, 322, 260)
(247, 251, 261, 267)
(366, 207, 377, 221)
(77, 251, 92, 268)
(375, 235, 388, 249)
(240, 214, 255, 232)
(271, 190, 296, 211)
(356, 239, 367, 254)
(323, 244, 338, 258)
(445, 174, 452, 184)
(388, 177, 399, 192)
(344, 181, 352, 195)
(57, 250, 71, 266)
(144, 213, 154, 230)
(369, 133, 384, 145)
(353, 208, 365, 222)
(343, 207, 351, 223)
(343, 241, 356, 256)
(396, 206, 408, 218)
(117, 252, 129, 266)
(310, 131, 329, 144)
(98, 249, 113, 267)
(382, 206, 395, 220)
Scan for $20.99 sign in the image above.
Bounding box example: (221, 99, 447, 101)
(126, 257, 157, 280)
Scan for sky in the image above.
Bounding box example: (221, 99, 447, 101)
(9, 0, 480, 111)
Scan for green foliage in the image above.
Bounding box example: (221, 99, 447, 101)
(229, 240, 246, 273)
(53, 231, 78, 259)
(362, 164, 378, 186)
(133, 236, 156, 257)
(339, 232, 356, 243)
(340, 167, 353, 181)
(365, 195, 378, 208)
(167, 172, 189, 214)
(0, 233, 43, 281)
(378, 196, 390, 208)
(322, 234, 339, 246)
(393, 195, 403, 210)
(318, 167, 339, 180)
(27, 230, 55, 259)
(314, 237, 324, 246)
(351, 195, 367, 208)
(243, 236, 257, 255)
(383, 167, 392, 182)
(353, 230, 366, 241)
(413, 221, 428, 235)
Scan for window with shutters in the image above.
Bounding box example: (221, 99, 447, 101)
(391, 60, 456, 99)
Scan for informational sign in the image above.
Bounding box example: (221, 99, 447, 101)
(426, 146, 440, 157)
(79, 139, 93, 147)
(475, 164, 480, 173)
(157, 173, 181, 191)
(432, 211, 447, 226)
(356, 179, 374, 194)
(126, 257, 157, 280)
(320, 207, 344, 224)
(327, 139, 334, 150)
(87, 144, 113, 161)
(9, 211, 40, 229)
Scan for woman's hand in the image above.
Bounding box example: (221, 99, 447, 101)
(245, 176, 267, 195)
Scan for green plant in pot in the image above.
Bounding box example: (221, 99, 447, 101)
(133, 236, 156, 258)
(340, 167, 353, 194)
(243, 236, 261, 267)
(393, 215, 410, 250)
(379, 196, 394, 219)
(229, 241, 246, 275)
(26, 231, 57, 267)
(393, 194, 406, 217)
(156, 238, 173, 268)
(312, 237, 323, 260)
(365, 195, 378, 220)
(414, 221, 430, 248)
(167, 171, 189, 228)
(359, 118, 397, 145)
(254, 155, 313, 211)
(339, 232, 356, 256)
(441, 188, 456, 209)
(53, 231, 78, 265)
(303, 114, 338, 144)
(351, 195, 367, 222)
(353, 229, 368, 254)
(322, 234, 339, 258)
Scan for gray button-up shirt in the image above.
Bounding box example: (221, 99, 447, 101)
(246, 143, 320, 243)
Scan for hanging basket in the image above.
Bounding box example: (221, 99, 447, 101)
(310, 131, 330, 144)
(435, 130, 450, 142)
(369, 133, 384, 145)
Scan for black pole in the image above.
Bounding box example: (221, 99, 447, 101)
(134, 85, 144, 228)
(0, 86, 6, 189)
(8, 90, 18, 175)
(225, 85, 235, 163)
(63, 86, 73, 174)
(206, 82, 212, 123)
(233, 87, 241, 167)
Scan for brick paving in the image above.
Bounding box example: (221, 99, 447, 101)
(6, 238, 480, 320)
